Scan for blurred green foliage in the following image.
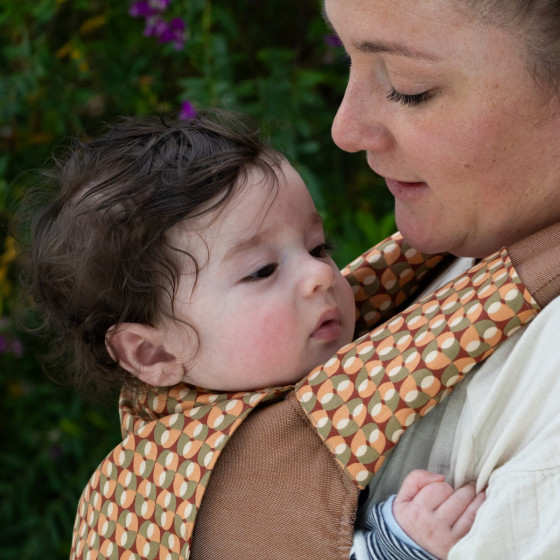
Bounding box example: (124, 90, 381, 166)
(0, 0, 394, 557)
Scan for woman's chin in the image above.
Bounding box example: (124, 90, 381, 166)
(395, 212, 446, 254)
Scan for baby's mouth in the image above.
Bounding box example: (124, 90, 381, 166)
(311, 310, 342, 341)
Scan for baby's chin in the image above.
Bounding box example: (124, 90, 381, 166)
(299, 348, 351, 382)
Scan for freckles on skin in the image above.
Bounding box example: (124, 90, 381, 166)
(328, 0, 560, 256)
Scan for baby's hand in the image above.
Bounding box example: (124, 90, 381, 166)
(392, 469, 486, 560)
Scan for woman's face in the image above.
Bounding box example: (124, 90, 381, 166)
(326, 0, 560, 257)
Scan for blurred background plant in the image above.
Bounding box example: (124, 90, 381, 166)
(0, 0, 393, 557)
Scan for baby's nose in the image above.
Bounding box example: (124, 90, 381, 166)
(300, 258, 337, 296)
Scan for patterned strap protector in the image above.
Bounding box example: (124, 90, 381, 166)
(70, 236, 538, 560)
(296, 245, 538, 487)
(343, 232, 449, 334)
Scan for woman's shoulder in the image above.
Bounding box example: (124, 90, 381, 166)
(464, 291, 560, 443)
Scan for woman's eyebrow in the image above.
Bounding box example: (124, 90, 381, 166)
(321, 3, 441, 62)
(354, 39, 441, 62)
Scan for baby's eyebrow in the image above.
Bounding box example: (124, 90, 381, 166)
(222, 211, 325, 262)
(310, 210, 324, 225)
(222, 232, 264, 262)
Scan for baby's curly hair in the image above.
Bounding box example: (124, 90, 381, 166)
(21, 109, 280, 397)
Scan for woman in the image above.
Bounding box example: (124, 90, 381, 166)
(325, 0, 560, 557)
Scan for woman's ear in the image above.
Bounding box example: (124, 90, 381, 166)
(106, 323, 186, 387)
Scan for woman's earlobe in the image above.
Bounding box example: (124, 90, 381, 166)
(106, 323, 185, 387)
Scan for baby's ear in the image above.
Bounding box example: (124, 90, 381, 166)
(106, 323, 185, 387)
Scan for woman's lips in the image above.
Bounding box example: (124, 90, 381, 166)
(385, 178, 428, 200)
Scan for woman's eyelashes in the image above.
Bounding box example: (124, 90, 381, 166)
(386, 87, 432, 107)
(339, 51, 433, 108)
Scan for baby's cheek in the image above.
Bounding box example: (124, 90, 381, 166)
(221, 309, 301, 387)
(232, 310, 295, 374)
(250, 308, 296, 355)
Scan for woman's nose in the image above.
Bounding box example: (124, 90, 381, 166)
(331, 77, 393, 154)
(300, 257, 337, 297)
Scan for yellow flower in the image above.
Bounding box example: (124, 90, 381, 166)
(0, 236, 18, 313)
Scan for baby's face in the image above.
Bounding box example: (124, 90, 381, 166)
(162, 158, 355, 391)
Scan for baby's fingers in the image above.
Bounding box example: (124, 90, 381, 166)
(451, 488, 486, 538)
(396, 469, 446, 504)
(436, 483, 485, 536)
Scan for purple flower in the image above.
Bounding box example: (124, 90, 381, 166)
(130, 0, 186, 50)
(179, 100, 197, 120)
(11, 339, 23, 358)
(150, 0, 170, 10)
(324, 34, 342, 47)
(129, 0, 169, 17)
(129, 1, 157, 17)
(0, 333, 23, 358)
(158, 18, 185, 50)
(144, 15, 169, 37)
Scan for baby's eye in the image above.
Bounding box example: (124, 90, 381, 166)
(309, 242, 334, 259)
(243, 263, 278, 282)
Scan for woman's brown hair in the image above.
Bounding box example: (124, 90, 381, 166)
(466, 0, 560, 96)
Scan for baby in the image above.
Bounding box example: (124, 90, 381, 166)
(25, 110, 543, 560)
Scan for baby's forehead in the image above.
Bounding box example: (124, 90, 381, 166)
(168, 153, 310, 252)
(240, 152, 286, 187)
(167, 173, 274, 246)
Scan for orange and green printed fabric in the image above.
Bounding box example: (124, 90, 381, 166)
(296, 240, 539, 486)
(70, 234, 539, 560)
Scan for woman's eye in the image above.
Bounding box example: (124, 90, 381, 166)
(310, 242, 334, 259)
(386, 88, 432, 107)
(243, 263, 278, 282)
